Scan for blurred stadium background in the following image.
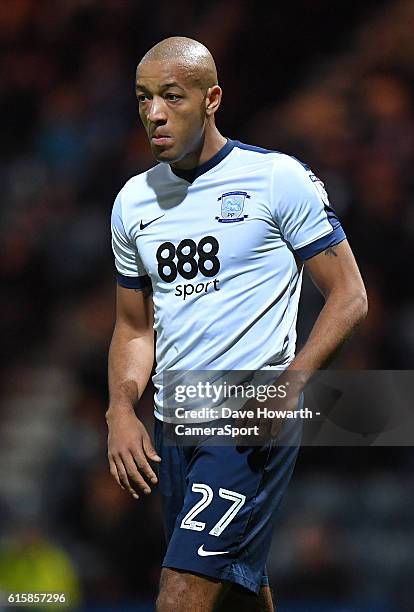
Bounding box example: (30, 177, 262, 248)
(1, 0, 414, 610)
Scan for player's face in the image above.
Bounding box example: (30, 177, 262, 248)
(136, 60, 208, 167)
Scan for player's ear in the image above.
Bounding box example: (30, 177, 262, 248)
(205, 85, 222, 116)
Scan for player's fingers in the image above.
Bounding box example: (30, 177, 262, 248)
(132, 446, 158, 485)
(142, 435, 161, 464)
(270, 417, 285, 439)
(236, 417, 249, 445)
(258, 416, 272, 442)
(114, 456, 140, 499)
(124, 453, 152, 495)
(108, 456, 124, 490)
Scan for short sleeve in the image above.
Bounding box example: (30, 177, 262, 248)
(271, 155, 346, 260)
(111, 192, 151, 290)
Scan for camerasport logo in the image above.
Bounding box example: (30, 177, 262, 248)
(156, 236, 221, 301)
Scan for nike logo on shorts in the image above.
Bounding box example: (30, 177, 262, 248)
(197, 545, 229, 557)
(140, 214, 165, 230)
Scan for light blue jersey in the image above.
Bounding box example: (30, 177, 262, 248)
(111, 139, 346, 419)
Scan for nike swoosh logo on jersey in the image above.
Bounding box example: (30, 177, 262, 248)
(140, 214, 165, 230)
(197, 545, 229, 557)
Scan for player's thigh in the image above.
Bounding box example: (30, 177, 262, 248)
(156, 567, 230, 612)
(218, 584, 274, 612)
(163, 426, 300, 590)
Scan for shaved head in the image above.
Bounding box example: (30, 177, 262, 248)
(138, 36, 218, 91)
(135, 36, 225, 168)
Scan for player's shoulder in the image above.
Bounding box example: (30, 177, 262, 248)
(232, 140, 310, 175)
(116, 162, 167, 203)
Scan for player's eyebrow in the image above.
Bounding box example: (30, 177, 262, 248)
(159, 82, 186, 91)
(135, 81, 186, 93)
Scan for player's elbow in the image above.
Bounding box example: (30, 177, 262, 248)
(332, 283, 368, 330)
(351, 286, 368, 326)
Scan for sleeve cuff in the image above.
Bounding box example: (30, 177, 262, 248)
(295, 225, 346, 260)
(116, 272, 152, 290)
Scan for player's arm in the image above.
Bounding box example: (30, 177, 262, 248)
(270, 157, 368, 396)
(286, 238, 368, 389)
(106, 285, 160, 499)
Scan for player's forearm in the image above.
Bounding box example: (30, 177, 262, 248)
(107, 324, 154, 417)
(287, 285, 368, 388)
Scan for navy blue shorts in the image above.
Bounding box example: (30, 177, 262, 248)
(154, 406, 302, 594)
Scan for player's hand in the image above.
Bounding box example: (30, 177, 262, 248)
(235, 397, 287, 445)
(235, 373, 302, 444)
(106, 409, 161, 499)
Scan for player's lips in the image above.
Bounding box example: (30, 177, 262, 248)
(151, 133, 172, 146)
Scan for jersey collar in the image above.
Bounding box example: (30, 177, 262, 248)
(169, 138, 235, 183)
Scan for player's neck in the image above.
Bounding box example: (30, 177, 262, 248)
(197, 128, 227, 167)
(171, 128, 227, 171)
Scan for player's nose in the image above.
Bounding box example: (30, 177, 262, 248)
(148, 96, 167, 124)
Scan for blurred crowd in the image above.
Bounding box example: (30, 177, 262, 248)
(0, 0, 413, 610)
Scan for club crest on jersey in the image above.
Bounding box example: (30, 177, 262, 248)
(216, 191, 250, 223)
